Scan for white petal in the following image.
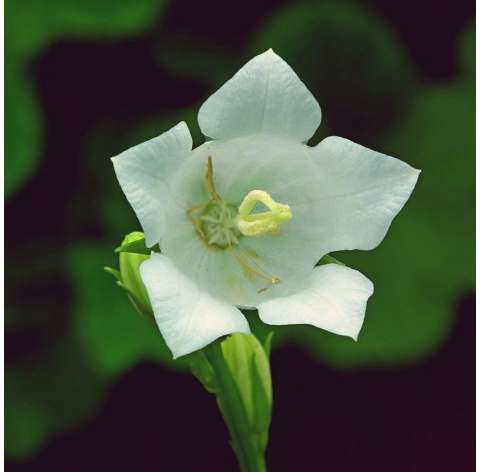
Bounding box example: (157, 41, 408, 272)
(140, 253, 250, 358)
(258, 264, 374, 340)
(111, 122, 192, 247)
(308, 136, 420, 253)
(198, 49, 321, 142)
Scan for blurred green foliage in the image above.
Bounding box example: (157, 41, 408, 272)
(157, 40, 240, 89)
(6, 0, 168, 457)
(5, 67, 42, 198)
(5, 0, 474, 462)
(5, 0, 167, 197)
(6, 329, 107, 458)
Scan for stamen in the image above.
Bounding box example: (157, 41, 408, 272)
(205, 156, 221, 201)
(229, 246, 281, 286)
(187, 203, 208, 240)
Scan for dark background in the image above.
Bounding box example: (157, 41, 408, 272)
(6, 0, 475, 470)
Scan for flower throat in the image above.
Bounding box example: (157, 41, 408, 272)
(187, 156, 292, 250)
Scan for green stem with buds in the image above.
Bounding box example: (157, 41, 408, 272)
(204, 340, 267, 472)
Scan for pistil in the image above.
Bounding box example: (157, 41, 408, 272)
(237, 190, 292, 236)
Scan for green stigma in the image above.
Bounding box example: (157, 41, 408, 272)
(237, 190, 292, 236)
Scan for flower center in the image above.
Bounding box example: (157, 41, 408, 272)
(199, 200, 241, 248)
(187, 156, 292, 251)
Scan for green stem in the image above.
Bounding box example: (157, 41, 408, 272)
(204, 341, 267, 472)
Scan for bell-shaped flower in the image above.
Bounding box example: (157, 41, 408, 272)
(112, 50, 420, 358)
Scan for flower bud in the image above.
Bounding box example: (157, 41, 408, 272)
(105, 231, 153, 318)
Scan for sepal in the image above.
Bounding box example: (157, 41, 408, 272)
(188, 351, 217, 394)
(115, 231, 159, 255)
(194, 332, 273, 464)
(317, 254, 345, 266)
(221, 333, 273, 449)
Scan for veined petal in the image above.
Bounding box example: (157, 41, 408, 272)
(140, 253, 250, 358)
(309, 136, 420, 254)
(111, 122, 192, 248)
(258, 264, 374, 340)
(198, 49, 321, 142)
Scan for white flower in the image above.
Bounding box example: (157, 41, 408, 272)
(112, 49, 420, 358)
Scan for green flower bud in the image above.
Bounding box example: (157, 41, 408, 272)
(105, 231, 153, 318)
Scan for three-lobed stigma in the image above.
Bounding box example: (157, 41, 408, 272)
(237, 189, 292, 237)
